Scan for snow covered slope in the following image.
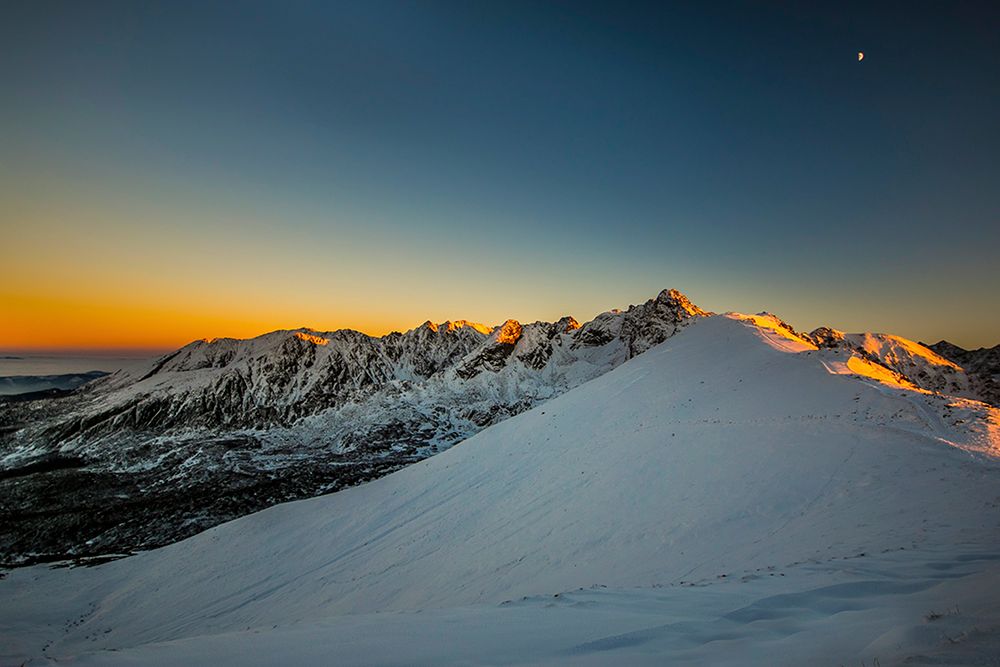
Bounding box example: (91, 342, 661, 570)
(3, 313, 998, 665)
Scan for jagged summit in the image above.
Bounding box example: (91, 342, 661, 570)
(415, 320, 493, 336)
(926, 339, 967, 359)
(796, 327, 999, 403)
(926, 339, 1000, 406)
(655, 287, 708, 317)
(490, 319, 524, 345)
(178, 290, 702, 367)
(555, 316, 581, 332)
(808, 326, 846, 346)
(928, 339, 1000, 365)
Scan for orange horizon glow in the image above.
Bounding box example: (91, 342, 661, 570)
(0, 288, 430, 353)
(3, 3, 999, 359)
(4, 285, 999, 355)
(0, 315, 512, 356)
(4, 167, 998, 354)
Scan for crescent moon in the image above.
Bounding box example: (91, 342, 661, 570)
(858, 52, 864, 62)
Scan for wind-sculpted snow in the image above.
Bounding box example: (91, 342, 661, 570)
(2, 313, 998, 665)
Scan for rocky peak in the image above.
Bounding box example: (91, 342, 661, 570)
(801, 330, 999, 407)
(808, 327, 846, 348)
(654, 289, 708, 318)
(574, 288, 708, 354)
(510, 319, 580, 370)
(490, 320, 524, 345)
(556, 316, 581, 333)
(456, 320, 524, 379)
(926, 340, 1000, 406)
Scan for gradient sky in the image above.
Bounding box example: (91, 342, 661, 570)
(2, 1, 998, 352)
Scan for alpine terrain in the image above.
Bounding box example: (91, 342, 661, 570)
(1, 290, 707, 565)
(1, 301, 998, 666)
(2, 290, 997, 571)
(926, 340, 1000, 406)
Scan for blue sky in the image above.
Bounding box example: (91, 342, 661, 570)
(2, 1, 998, 349)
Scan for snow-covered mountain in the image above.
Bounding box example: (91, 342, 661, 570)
(1, 289, 995, 569)
(3, 311, 998, 666)
(45, 288, 706, 437)
(0, 289, 707, 565)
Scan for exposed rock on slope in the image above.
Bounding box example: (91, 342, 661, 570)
(927, 340, 1000, 405)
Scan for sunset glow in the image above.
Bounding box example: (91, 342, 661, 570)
(293, 332, 330, 346)
(1, 3, 997, 353)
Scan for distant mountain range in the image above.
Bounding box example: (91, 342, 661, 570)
(0, 289, 996, 566)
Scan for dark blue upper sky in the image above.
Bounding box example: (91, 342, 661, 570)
(2, 1, 998, 348)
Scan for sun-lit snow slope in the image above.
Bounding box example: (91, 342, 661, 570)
(2, 314, 999, 662)
(807, 326, 989, 402)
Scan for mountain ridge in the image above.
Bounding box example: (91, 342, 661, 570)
(0, 289, 706, 565)
(0, 288, 995, 568)
(925, 339, 1000, 405)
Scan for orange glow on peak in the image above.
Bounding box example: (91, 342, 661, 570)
(422, 320, 493, 335)
(493, 320, 523, 345)
(294, 332, 330, 346)
(562, 317, 582, 332)
(449, 320, 493, 335)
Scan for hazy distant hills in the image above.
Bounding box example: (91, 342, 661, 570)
(0, 371, 109, 398)
(0, 289, 996, 567)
